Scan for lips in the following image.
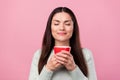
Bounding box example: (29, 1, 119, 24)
(57, 32, 67, 35)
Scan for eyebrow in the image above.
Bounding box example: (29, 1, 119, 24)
(52, 20, 60, 22)
(64, 20, 72, 23)
(52, 20, 72, 23)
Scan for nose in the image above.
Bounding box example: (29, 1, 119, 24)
(59, 23, 65, 30)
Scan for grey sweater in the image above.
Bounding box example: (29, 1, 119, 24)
(29, 48, 97, 80)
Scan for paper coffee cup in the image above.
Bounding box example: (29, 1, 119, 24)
(54, 46, 71, 54)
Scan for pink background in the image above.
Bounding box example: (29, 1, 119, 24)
(0, 0, 120, 80)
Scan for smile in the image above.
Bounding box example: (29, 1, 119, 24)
(57, 32, 67, 35)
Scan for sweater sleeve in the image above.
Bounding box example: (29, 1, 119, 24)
(29, 50, 53, 80)
(69, 66, 88, 80)
(69, 48, 97, 80)
(84, 48, 97, 80)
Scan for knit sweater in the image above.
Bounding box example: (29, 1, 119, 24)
(29, 48, 97, 80)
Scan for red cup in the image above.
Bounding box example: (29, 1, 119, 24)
(54, 46, 71, 54)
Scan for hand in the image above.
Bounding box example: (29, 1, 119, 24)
(55, 50, 76, 71)
(46, 55, 62, 71)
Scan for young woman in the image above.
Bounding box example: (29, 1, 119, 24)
(29, 7, 97, 80)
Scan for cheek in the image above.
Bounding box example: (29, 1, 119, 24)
(51, 25, 55, 33)
(69, 30, 73, 37)
(67, 28, 73, 38)
(67, 27, 73, 34)
(51, 25, 58, 31)
(51, 26, 57, 37)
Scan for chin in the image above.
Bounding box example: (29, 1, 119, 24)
(56, 39, 69, 42)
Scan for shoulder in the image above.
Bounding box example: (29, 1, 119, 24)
(33, 49, 41, 57)
(32, 49, 41, 62)
(82, 48, 94, 62)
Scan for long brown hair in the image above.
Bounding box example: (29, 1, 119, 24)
(38, 7, 88, 77)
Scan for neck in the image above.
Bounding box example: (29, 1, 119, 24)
(55, 40, 70, 46)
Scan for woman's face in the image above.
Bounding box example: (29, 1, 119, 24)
(51, 12, 73, 43)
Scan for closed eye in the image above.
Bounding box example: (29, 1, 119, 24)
(65, 24, 71, 26)
(54, 23, 59, 25)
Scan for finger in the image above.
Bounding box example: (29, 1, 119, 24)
(56, 59, 66, 65)
(56, 56, 68, 64)
(56, 52, 70, 60)
(61, 50, 71, 56)
(55, 62, 61, 67)
(49, 55, 58, 65)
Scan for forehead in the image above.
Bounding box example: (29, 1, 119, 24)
(52, 12, 72, 22)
